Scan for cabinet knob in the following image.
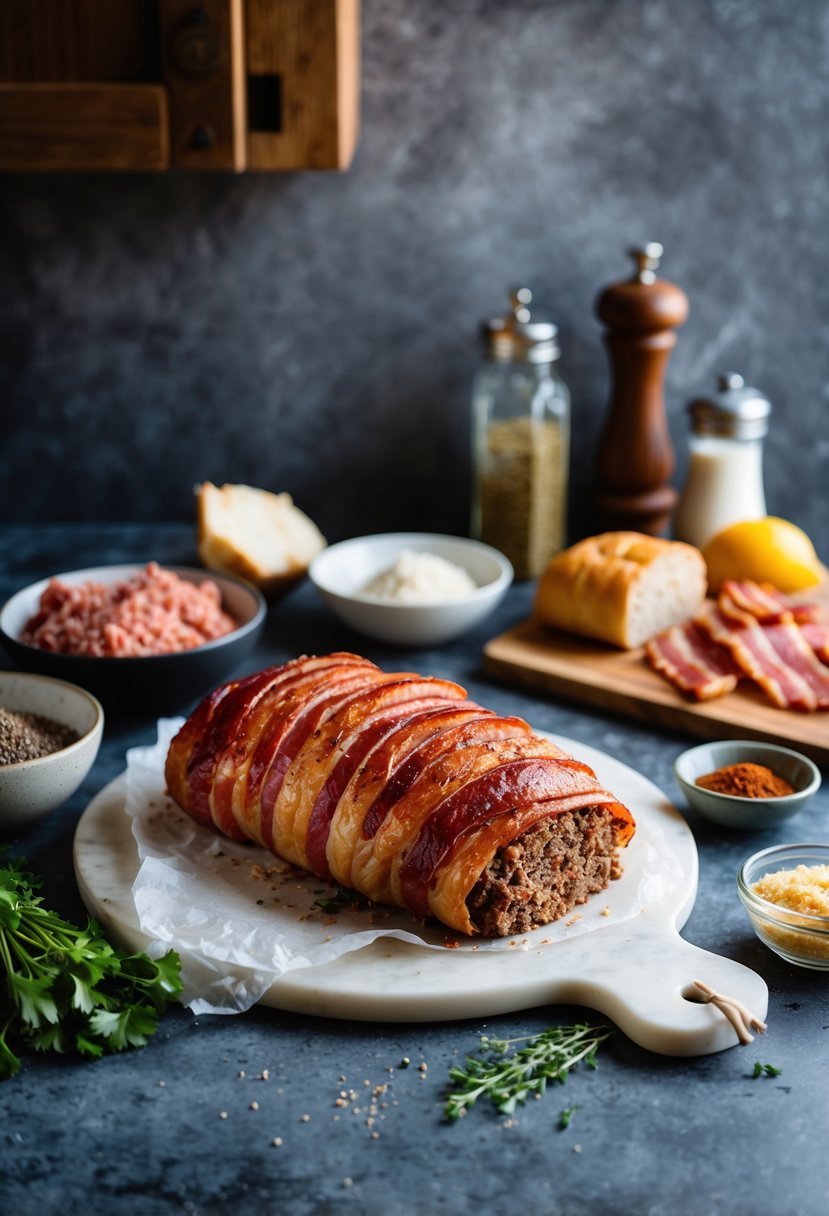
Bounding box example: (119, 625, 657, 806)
(172, 23, 222, 79)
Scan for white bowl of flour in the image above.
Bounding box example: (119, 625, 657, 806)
(309, 533, 513, 646)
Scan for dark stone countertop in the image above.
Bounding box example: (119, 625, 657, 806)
(1, 524, 827, 1216)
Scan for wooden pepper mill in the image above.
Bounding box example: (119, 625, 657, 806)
(594, 243, 689, 535)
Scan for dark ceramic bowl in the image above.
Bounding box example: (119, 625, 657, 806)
(673, 739, 820, 831)
(0, 565, 267, 715)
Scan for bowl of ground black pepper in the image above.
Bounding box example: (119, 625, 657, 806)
(0, 671, 103, 831)
(673, 740, 821, 831)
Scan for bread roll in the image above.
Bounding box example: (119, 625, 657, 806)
(534, 532, 707, 649)
(197, 481, 326, 599)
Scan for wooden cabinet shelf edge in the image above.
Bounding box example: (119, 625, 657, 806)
(0, 0, 360, 172)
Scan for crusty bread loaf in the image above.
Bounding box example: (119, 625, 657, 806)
(534, 532, 707, 649)
(197, 482, 326, 599)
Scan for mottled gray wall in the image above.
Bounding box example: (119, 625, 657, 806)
(1, 0, 828, 553)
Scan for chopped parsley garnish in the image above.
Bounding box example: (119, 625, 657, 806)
(313, 886, 373, 914)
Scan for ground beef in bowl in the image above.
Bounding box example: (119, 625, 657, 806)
(21, 562, 237, 658)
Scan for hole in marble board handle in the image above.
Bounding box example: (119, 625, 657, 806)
(681, 983, 706, 1003)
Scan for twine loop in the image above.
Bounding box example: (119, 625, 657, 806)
(691, 978, 767, 1044)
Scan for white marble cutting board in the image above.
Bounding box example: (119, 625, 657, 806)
(73, 736, 768, 1056)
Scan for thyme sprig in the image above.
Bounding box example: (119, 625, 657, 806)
(445, 1022, 613, 1120)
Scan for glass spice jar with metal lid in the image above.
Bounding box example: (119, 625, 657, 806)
(470, 287, 570, 580)
(673, 373, 771, 551)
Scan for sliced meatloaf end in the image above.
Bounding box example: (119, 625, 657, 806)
(466, 808, 622, 937)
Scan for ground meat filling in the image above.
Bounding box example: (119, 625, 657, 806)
(466, 808, 622, 937)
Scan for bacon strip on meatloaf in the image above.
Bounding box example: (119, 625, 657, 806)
(165, 654, 636, 937)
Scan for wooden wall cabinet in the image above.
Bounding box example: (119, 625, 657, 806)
(0, 0, 360, 171)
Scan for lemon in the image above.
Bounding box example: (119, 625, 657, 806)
(702, 517, 823, 594)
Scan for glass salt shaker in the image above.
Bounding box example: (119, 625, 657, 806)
(673, 373, 771, 551)
(470, 287, 570, 580)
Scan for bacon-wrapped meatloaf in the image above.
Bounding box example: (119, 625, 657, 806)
(164, 653, 636, 936)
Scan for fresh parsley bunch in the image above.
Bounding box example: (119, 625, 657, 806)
(0, 860, 182, 1080)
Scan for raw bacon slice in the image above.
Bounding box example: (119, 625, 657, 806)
(644, 578, 828, 710)
(645, 621, 742, 701)
(801, 622, 829, 664)
(719, 580, 820, 625)
(759, 623, 829, 709)
(165, 655, 636, 936)
(694, 601, 818, 711)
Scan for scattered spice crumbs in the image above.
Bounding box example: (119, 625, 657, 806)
(330, 1070, 398, 1137)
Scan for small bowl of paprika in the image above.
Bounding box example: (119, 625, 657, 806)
(673, 740, 821, 831)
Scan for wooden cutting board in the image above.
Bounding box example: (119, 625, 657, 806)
(484, 585, 829, 767)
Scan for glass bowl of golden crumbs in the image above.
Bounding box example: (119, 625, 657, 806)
(738, 843, 829, 970)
